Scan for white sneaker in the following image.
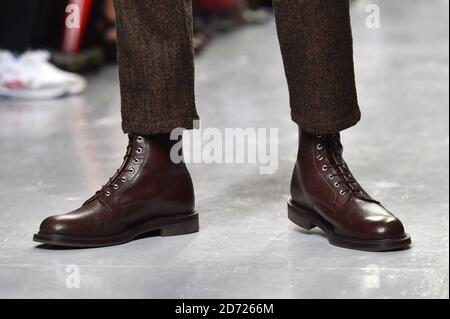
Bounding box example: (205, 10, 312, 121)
(19, 51, 87, 95)
(0, 50, 87, 100)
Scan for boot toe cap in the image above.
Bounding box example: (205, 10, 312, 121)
(39, 214, 77, 236)
(341, 199, 408, 240)
(369, 215, 406, 239)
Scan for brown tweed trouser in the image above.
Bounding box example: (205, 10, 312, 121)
(114, 0, 361, 135)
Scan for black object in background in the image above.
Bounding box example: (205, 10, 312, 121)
(0, 0, 65, 53)
(0, 1, 41, 52)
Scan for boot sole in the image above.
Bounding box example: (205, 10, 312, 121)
(288, 200, 411, 252)
(33, 211, 199, 248)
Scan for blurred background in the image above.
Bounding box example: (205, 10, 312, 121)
(0, 0, 274, 93)
(0, 0, 448, 299)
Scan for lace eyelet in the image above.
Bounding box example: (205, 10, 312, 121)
(316, 144, 323, 150)
(121, 177, 127, 183)
(105, 190, 111, 197)
(328, 174, 334, 180)
(136, 136, 144, 143)
(113, 184, 119, 190)
(322, 165, 328, 171)
(339, 190, 346, 196)
(136, 147, 143, 154)
(128, 167, 135, 174)
(133, 158, 140, 165)
(334, 182, 340, 188)
(317, 155, 324, 161)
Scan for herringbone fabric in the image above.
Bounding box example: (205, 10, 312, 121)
(114, 0, 361, 135)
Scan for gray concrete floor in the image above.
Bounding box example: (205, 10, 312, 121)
(0, 0, 448, 299)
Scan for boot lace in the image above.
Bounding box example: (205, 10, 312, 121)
(84, 135, 143, 204)
(316, 134, 363, 197)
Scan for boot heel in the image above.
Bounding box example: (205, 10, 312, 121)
(288, 202, 316, 230)
(160, 215, 199, 237)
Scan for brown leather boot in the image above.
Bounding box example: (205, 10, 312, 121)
(288, 130, 411, 251)
(33, 134, 198, 247)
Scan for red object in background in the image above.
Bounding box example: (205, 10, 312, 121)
(193, 0, 237, 13)
(60, 0, 93, 54)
